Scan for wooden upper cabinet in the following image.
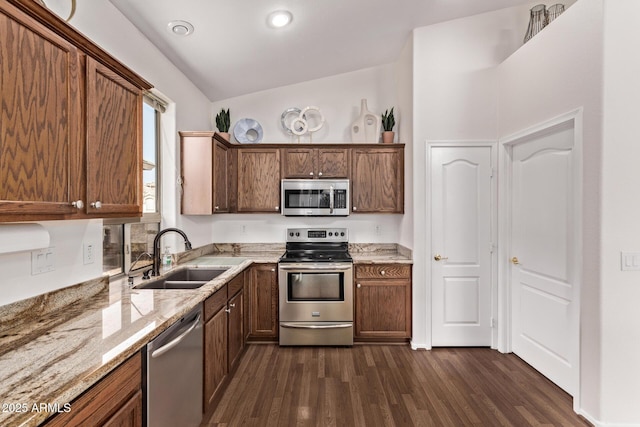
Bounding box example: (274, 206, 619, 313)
(0, 2, 81, 219)
(85, 57, 142, 217)
(0, 1, 152, 222)
(180, 132, 232, 215)
(282, 147, 349, 179)
(351, 146, 404, 213)
(237, 148, 280, 213)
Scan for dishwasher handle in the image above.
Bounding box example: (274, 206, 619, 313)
(151, 312, 201, 359)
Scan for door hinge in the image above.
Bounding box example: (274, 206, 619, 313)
(491, 317, 496, 328)
(489, 242, 496, 253)
(490, 167, 495, 178)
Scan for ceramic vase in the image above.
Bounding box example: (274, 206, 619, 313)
(382, 131, 395, 144)
(351, 99, 381, 143)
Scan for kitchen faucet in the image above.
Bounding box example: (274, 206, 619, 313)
(152, 228, 193, 276)
(127, 252, 153, 286)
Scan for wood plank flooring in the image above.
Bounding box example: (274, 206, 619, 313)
(202, 344, 591, 427)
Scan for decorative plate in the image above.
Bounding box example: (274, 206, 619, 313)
(233, 118, 263, 143)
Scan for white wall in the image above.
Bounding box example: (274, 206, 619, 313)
(0, 0, 213, 306)
(497, 0, 606, 422)
(600, 0, 640, 423)
(410, 4, 534, 349)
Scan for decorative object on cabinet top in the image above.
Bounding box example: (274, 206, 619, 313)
(33, 0, 77, 22)
(233, 118, 264, 143)
(281, 106, 325, 143)
(523, 4, 564, 43)
(381, 107, 395, 144)
(215, 108, 231, 141)
(351, 98, 381, 143)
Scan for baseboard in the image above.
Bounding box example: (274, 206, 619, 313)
(410, 341, 430, 350)
(579, 409, 640, 427)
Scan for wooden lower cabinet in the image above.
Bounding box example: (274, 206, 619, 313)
(44, 353, 142, 427)
(203, 284, 228, 413)
(354, 264, 412, 341)
(248, 263, 278, 340)
(203, 273, 247, 414)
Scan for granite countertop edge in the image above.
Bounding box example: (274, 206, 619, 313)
(0, 244, 411, 426)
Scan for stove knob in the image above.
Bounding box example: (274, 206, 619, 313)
(329, 232, 333, 236)
(296, 232, 300, 237)
(289, 232, 294, 237)
(340, 232, 345, 237)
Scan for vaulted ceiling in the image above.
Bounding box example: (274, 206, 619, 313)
(110, 0, 533, 102)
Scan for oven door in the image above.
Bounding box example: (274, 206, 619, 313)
(278, 262, 353, 322)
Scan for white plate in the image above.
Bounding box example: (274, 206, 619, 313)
(233, 118, 263, 143)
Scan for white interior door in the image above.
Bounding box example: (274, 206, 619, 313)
(431, 145, 494, 346)
(507, 117, 580, 395)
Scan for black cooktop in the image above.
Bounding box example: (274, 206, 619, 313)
(279, 241, 352, 263)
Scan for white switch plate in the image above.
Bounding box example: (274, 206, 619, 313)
(83, 243, 95, 265)
(31, 247, 55, 275)
(620, 252, 640, 271)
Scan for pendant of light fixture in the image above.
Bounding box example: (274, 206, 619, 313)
(33, 0, 77, 22)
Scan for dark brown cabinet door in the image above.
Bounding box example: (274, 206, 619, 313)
(213, 140, 230, 213)
(227, 290, 244, 370)
(204, 306, 227, 412)
(237, 148, 280, 212)
(0, 3, 81, 218)
(249, 264, 278, 339)
(282, 147, 348, 179)
(85, 57, 142, 216)
(354, 264, 412, 341)
(282, 148, 315, 178)
(102, 390, 142, 427)
(351, 147, 404, 213)
(317, 148, 349, 178)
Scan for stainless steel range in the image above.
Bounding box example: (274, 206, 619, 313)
(278, 228, 353, 346)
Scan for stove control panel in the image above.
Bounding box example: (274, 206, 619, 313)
(286, 228, 348, 242)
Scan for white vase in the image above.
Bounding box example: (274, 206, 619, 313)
(351, 99, 381, 143)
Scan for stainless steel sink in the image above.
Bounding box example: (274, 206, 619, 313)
(135, 268, 228, 290)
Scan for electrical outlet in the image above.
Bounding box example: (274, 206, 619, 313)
(84, 243, 95, 265)
(241, 225, 247, 234)
(375, 225, 382, 236)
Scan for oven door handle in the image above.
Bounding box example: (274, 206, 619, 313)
(280, 322, 353, 330)
(279, 265, 352, 271)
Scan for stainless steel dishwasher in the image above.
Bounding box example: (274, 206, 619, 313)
(145, 305, 203, 427)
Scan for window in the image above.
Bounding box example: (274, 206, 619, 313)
(103, 92, 167, 277)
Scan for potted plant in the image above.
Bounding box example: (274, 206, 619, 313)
(215, 108, 230, 140)
(381, 107, 395, 143)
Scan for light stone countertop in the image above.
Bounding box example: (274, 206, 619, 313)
(0, 245, 410, 426)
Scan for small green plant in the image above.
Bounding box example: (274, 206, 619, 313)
(381, 107, 395, 132)
(215, 108, 230, 132)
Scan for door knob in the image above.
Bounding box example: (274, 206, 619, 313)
(318, 172, 323, 177)
(434, 254, 448, 261)
(90, 201, 102, 209)
(511, 257, 520, 265)
(71, 200, 84, 209)
(357, 283, 361, 288)
(309, 172, 314, 176)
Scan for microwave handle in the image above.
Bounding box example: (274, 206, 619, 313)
(329, 185, 334, 214)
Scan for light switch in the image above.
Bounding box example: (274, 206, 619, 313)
(620, 252, 640, 271)
(31, 247, 55, 275)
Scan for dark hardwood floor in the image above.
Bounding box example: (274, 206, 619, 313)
(203, 344, 591, 426)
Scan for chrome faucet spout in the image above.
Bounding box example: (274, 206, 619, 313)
(152, 228, 193, 276)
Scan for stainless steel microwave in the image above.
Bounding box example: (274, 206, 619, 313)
(281, 179, 349, 216)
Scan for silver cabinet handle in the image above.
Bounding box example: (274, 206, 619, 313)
(215, 206, 219, 210)
(353, 206, 357, 211)
(357, 283, 361, 288)
(380, 270, 386, 276)
(318, 172, 323, 177)
(229, 303, 236, 308)
(225, 308, 231, 313)
(309, 172, 314, 176)
(90, 201, 102, 209)
(275, 206, 279, 211)
(71, 200, 84, 209)
(271, 268, 276, 272)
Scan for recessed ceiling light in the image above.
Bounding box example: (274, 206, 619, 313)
(167, 20, 194, 36)
(267, 10, 293, 28)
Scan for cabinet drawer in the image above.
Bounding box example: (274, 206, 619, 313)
(228, 273, 244, 297)
(204, 285, 227, 321)
(355, 264, 411, 279)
